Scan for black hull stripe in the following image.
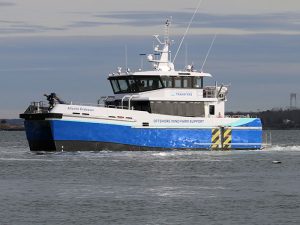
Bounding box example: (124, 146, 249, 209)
(29, 140, 212, 151)
(28, 140, 261, 152)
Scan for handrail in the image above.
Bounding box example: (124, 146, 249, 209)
(128, 95, 140, 110)
(26, 101, 49, 114)
(97, 96, 115, 105)
(121, 95, 130, 109)
(203, 85, 229, 99)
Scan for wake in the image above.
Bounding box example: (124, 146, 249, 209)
(262, 145, 300, 152)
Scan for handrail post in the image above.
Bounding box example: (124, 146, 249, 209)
(121, 95, 129, 109)
(128, 95, 139, 110)
(36, 102, 39, 113)
(128, 96, 132, 110)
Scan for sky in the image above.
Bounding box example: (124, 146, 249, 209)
(1, 0, 300, 118)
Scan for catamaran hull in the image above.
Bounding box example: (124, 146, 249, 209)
(23, 118, 262, 151)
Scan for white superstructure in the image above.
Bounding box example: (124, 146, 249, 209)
(104, 20, 228, 119)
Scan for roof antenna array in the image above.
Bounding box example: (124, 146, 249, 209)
(173, 0, 204, 64)
(164, 17, 172, 44)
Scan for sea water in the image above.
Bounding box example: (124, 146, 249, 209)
(0, 130, 299, 225)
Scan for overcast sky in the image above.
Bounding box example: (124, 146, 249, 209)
(1, 0, 300, 118)
(1, 0, 300, 36)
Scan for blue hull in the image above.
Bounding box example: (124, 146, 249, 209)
(24, 119, 262, 151)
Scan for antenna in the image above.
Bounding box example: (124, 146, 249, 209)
(173, 0, 204, 64)
(125, 45, 128, 69)
(201, 34, 217, 72)
(139, 53, 146, 70)
(185, 43, 188, 67)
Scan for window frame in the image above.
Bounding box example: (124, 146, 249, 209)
(108, 75, 165, 94)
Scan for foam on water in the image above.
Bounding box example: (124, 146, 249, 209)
(263, 145, 300, 152)
(0, 157, 63, 162)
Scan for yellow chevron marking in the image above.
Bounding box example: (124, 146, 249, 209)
(222, 129, 232, 150)
(223, 137, 231, 145)
(211, 143, 220, 149)
(212, 129, 219, 135)
(211, 129, 221, 149)
(212, 132, 220, 142)
(223, 129, 231, 137)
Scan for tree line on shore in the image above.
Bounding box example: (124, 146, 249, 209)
(227, 109, 300, 129)
(0, 119, 24, 131)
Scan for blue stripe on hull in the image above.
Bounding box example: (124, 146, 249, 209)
(24, 120, 263, 150)
(231, 129, 262, 149)
(50, 120, 212, 149)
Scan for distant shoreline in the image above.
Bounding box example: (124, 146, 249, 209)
(0, 119, 24, 131)
(0, 128, 25, 131)
(0, 125, 24, 131)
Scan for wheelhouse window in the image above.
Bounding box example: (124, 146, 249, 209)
(118, 79, 129, 92)
(182, 77, 192, 88)
(109, 75, 205, 93)
(161, 76, 195, 88)
(110, 79, 120, 93)
(161, 76, 172, 88)
(128, 78, 138, 92)
(174, 77, 181, 88)
(193, 77, 203, 88)
(109, 76, 164, 94)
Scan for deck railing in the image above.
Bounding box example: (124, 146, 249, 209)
(25, 101, 49, 114)
(203, 86, 217, 98)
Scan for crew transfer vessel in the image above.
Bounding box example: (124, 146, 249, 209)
(20, 21, 262, 151)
